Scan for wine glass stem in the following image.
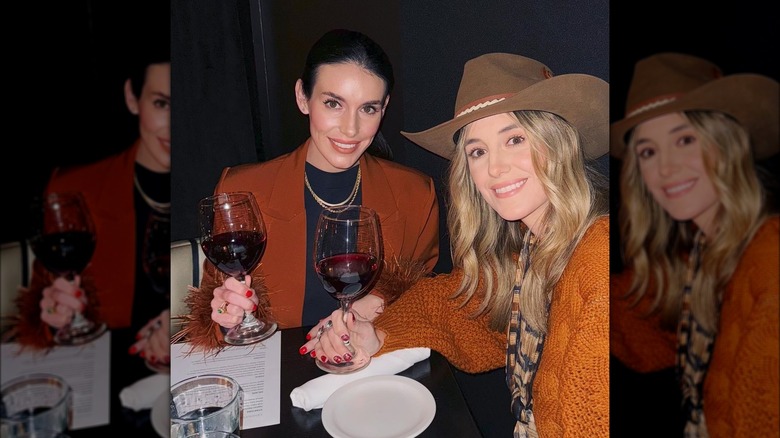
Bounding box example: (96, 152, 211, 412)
(340, 299, 351, 323)
(236, 276, 259, 326)
(66, 274, 88, 329)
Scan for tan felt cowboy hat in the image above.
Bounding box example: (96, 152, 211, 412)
(401, 53, 609, 160)
(611, 52, 779, 160)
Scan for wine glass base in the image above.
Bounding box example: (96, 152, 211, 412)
(54, 321, 107, 346)
(316, 357, 371, 374)
(224, 320, 278, 346)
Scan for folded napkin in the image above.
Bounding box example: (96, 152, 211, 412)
(290, 347, 430, 411)
(119, 373, 170, 411)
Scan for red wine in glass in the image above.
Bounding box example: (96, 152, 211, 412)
(313, 205, 382, 374)
(28, 192, 107, 346)
(31, 231, 95, 277)
(201, 230, 267, 279)
(198, 192, 277, 345)
(315, 253, 379, 300)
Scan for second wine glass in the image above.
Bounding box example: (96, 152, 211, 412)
(313, 205, 382, 373)
(198, 192, 276, 345)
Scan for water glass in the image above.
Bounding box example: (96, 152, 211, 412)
(0, 374, 72, 438)
(170, 374, 243, 438)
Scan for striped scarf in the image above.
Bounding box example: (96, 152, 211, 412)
(676, 230, 718, 437)
(506, 232, 545, 438)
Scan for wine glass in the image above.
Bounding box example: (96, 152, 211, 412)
(28, 192, 107, 346)
(313, 205, 382, 373)
(198, 192, 277, 345)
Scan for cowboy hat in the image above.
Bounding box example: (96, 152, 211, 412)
(401, 53, 609, 160)
(610, 52, 779, 160)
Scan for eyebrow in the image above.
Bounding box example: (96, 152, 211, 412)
(322, 91, 383, 106)
(151, 91, 170, 100)
(464, 123, 521, 146)
(634, 122, 692, 147)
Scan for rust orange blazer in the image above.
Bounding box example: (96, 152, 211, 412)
(201, 140, 440, 328)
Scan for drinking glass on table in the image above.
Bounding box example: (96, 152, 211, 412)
(313, 205, 383, 374)
(170, 374, 243, 437)
(198, 192, 277, 346)
(0, 373, 73, 437)
(28, 192, 106, 346)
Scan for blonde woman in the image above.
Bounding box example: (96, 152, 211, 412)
(610, 53, 779, 437)
(302, 53, 610, 436)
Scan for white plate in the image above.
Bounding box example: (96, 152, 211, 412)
(151, 390, 169, 437)
(322, 375, 436, 438)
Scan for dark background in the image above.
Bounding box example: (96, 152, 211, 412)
(171, 0, 610, 279)
(2, 1, 170, 245)
(171, 1, 608, 436)
(609, 2, 779, 437)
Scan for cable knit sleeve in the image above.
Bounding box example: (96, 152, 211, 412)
(704, 217, 779, 437)
(609, 269, 677, 372)
(534, 216, 610, 437)
(373, 269, 505, 374)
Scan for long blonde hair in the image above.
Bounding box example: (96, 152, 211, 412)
(448, 110, 608, 333)
(620, 111, 766, 332)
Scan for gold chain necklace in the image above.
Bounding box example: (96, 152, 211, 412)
(304, 166, 361, 209)
(133, 173, 171, 214)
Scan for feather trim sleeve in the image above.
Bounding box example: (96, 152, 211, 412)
(7, 261, 101, 350)
(171, 262, 273, 356)
(370, 256, 431, 306)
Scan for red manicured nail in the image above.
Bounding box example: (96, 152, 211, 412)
(299, 346, 308, 355)
(305, 333, 312, 341)
(128, 346, 137, 354)
(135, 333, 143, 340)
(333, 356, 342, 363)
(320, 355, 327, 362)
(341, 334, 350, 342)
(343, 353, 352, 362)
(245, 290, 253, 297)
(310, 351, 317, 358)
(74, 289, 83, 298)
(139, 351, 145, 358)
(252, 304, 258, 311)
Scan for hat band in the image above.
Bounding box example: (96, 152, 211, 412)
(455, 93, 515, 118)
(625, 93, 684, 118)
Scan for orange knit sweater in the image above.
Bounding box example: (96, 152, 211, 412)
(611, 216, 779, 437)
(374, 217, 610, 437)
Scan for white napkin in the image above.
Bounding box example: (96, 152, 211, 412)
(290, 347, 430, 411)
(119, 373, 170, 411)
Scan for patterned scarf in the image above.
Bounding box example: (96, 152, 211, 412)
(676, 230, 718, 437)
(506, 231, 546, 438)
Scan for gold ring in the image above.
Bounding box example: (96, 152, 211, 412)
(217, 302, 228, 314)
(324, 320, 333, 329)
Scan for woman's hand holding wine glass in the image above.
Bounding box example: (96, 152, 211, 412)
(39, 275, 86, 328)
(211, 275, 260, 328)
(199, 191, 277, 346)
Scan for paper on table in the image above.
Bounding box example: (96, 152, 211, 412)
(0, 331, 111, 430)
(170, 331, 281, 429)
(290, 347, 430, 411)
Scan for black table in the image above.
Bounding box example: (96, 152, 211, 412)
(66, 326, 516, 437)
(239, 326, 483, 437)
